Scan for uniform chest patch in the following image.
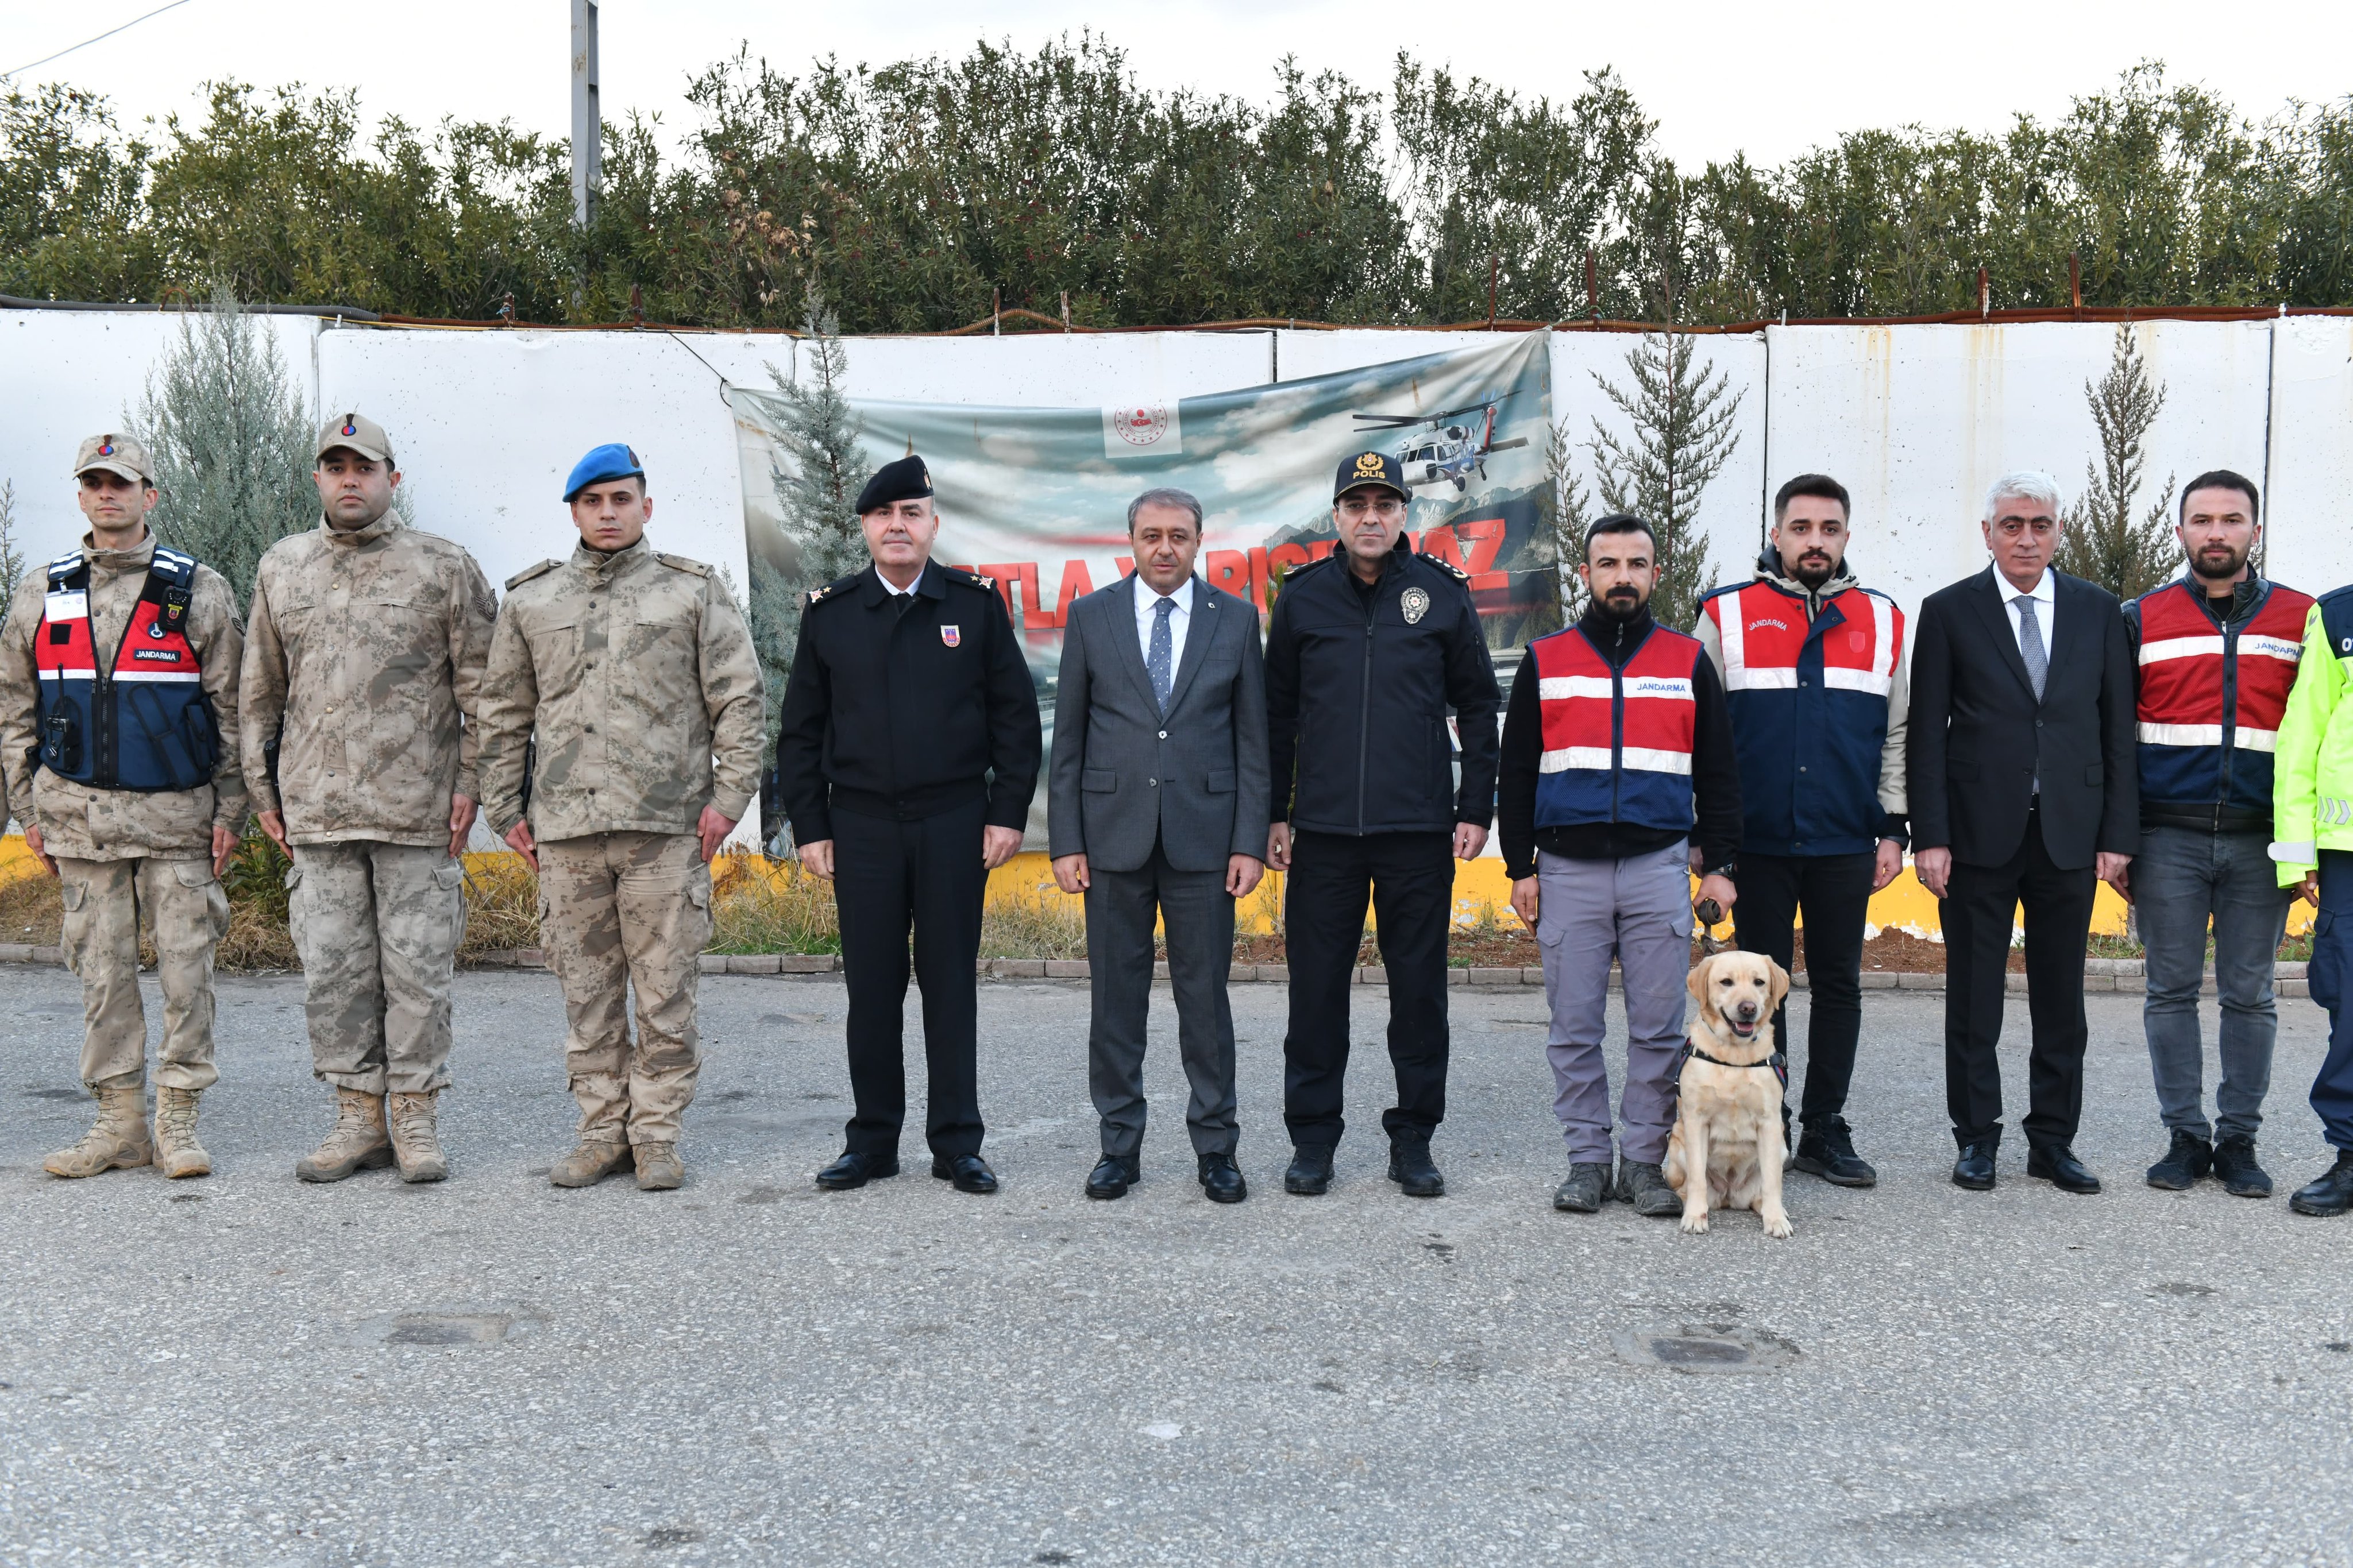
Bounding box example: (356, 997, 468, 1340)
(1401, 586, 1430, 625)
(940, 625, 961, 647)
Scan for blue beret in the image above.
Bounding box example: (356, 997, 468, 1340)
(564, 443, 645, 503)
(854, 453, 935, 515)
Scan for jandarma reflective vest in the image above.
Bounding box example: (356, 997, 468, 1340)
(2130, 576, 2313, 828)
(33, 546, 219, 791)
(1530, 621, 1702, 833)
(1700, 576, 1904, 856)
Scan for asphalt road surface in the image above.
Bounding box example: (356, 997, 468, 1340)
(3, 965, 2349, 1566)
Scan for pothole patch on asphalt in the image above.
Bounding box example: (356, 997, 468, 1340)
(2148, 1281, 2217, 1298)
(334, 1306, 550, 1347)
(1611, 1323, 1797, 1373)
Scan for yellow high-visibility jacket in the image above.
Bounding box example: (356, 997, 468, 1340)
(2273, 585, 2353, 885)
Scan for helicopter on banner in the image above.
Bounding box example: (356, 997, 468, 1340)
(1352, 401, 1529, 492)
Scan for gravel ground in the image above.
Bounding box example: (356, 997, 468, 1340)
(2, 966, 2349, 1567)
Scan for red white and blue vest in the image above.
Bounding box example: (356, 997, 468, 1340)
(33, 546, 219, 792)
(1700, 577, 1904, 856)
(2129, 576, 2312, 825)
(1530, 621, 1703, 834)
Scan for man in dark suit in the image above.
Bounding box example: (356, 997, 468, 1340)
(1909, 469, 2139, 1193)
(1049, 488, 1270, 1203)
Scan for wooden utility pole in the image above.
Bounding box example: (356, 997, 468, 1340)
(1585, 247, 1599, 322)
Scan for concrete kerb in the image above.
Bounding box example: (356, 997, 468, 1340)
(0, 943, 2312, 997)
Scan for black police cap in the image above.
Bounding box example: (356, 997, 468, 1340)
(1334, 449, 1410, 503)
(855, 454, 935, 515)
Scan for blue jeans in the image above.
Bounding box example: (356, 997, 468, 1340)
(2135, 826, 2291, 1142)
(2310, 850, 2353, 1151)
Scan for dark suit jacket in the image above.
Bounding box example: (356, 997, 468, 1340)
(1047, 575, 1271, 875)
(1907, 566, 2138, 870)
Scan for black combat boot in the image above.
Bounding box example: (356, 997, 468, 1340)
(1387, 1133, 1444, 1199)
(1284, 1144, 1336, 1196)
(1791, 1115, 1877, 1187)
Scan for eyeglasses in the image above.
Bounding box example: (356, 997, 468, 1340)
(1337, 496, 1407, 519)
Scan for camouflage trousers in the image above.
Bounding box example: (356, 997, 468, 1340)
(55, 855, 231, 1091)
(287, 841, 466, 1095)
(537, 831, 713, 1146)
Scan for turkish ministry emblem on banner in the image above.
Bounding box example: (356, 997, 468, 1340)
(940, 625, 961, 647)
(1102, 400, 1180, 459)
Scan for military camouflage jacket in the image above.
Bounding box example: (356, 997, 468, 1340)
(240, 513, 495, 848)
(0, 531, 247, 861)
(476, 539, 765, 842)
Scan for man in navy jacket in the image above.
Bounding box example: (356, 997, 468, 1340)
(1695, 474, 1909, 1187)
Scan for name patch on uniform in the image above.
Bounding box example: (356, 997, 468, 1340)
(44, 591, 87, 622)
(131, 647, 184, 662)
(940, 625, 961, 647)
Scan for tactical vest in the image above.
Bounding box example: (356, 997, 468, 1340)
(1700, 577, 1904, 855)
(2132, 576, 2313, 823)
(1530, 621, 1703, 833)
(33, 546, 218, 791)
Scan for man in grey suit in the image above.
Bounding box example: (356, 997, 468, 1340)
(1050, 487, 1271, 1203)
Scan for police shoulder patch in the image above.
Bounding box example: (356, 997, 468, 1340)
(505, 559, 561, 592)
(653, 551, 712, 578)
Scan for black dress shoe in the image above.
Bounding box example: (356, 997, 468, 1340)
(1198, 1152, 1247, 1204)
(932, 1153, 1000, 1194)
(2289, 1149, 2353, 1216)
(1387, 1134, 1444, 1198)
(1085, 1154, 1139, 1200)
(2027, 1144, 2101, 1194)
(1951, 1141, 1997, 1190)
(1284, 1144, 1334, 1196)
(815, 1150, 898, 1190)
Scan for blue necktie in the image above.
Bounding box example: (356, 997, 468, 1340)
(1148, 596, 1175, 710)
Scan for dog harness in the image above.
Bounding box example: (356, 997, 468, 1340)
(1679, 1040, 1789, 1090)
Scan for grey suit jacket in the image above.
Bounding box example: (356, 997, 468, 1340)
(1047, 575, 1271, 875)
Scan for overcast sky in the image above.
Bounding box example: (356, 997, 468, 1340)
(5, 0, 2347, 171)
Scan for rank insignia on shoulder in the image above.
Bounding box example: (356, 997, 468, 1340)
(505, 559, 561, 591)
(1426, 555, 1469, 581)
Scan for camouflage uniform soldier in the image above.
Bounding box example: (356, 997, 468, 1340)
(477, 444, 765, 1192)
(0, 435, 245, 1180)
(240, 413, 495, 1184)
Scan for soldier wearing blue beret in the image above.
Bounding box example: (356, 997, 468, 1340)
(774, 453, 1044, 1194)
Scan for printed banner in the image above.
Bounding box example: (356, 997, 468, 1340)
(729, 333, 1561, 835)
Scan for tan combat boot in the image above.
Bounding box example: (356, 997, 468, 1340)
(43, 1083, 152, 1179)
(152, 1086, 213, 1179)
(550, 1140, 634, 1188)
(635, 1142, 684, 1191)
(295, 1087, 394, 1183)
(387, 1090, 449, 1184)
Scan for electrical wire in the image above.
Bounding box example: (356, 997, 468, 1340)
(3, 1, 195, 80)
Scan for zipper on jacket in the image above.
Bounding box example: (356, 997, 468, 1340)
(1609, 617, 1626, 822)
(91, 578, 118, 788)
(2206, 581, 2259, 833)
(1356, 591, 1377, 834)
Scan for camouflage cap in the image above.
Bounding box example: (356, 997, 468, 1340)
(317, 411, 394, 465)
(74, 433, 154, 486)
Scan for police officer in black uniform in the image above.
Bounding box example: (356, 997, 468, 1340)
(776, 454, 1043, 1194)
(1265, 450, 1502, 1199)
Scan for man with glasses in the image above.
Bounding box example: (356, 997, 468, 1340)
(1909, 471, 2138, 1194)
(1263, 450, 1500, 1199)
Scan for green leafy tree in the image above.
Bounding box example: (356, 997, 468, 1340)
(128, 289, 317, 610)
(748, 285, 876, 773)
(0, 480, 25, 592)
(1586, 333, 1743, 629)
(1545, 414, 1594, 620)
(2055, 325, 2178, 599)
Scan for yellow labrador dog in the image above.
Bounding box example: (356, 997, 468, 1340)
(1664, 950, 1795, 1238)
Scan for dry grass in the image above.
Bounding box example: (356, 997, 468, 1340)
(458, 852, 543, 957)
(708, 855, 839, 955)
(0, 863, 62, 945)
(977, 876, 1089, 960)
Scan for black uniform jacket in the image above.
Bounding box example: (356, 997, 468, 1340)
(775, 562, 1044, 841)
(1264, 534, 1502, 837)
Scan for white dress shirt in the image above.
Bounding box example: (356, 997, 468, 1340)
(878, 565, 924, 597)
(1999, 566, 2055, 661)
(1133, 573, 1194, 673)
